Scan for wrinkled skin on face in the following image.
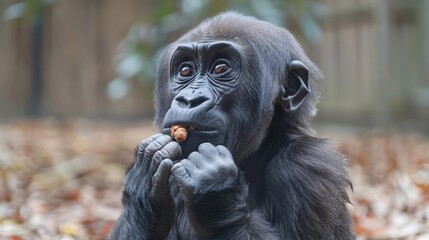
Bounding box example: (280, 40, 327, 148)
(161, 41, 249, 158)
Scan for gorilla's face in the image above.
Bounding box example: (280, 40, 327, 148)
(155, 16, 313, 161)
(161, 41, 248, 158)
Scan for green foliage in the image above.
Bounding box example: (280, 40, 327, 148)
(2, 0, 56, 21)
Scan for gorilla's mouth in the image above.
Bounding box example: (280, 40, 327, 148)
(161, 122, 223, 158)
(161, 123, 218, 136)
(188, 126, 203, 131)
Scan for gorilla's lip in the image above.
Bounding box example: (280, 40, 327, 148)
(162, 122, 219, 135)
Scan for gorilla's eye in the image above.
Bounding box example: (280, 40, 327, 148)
(179, 65, 193, 77)
(212, 63, 230, 75)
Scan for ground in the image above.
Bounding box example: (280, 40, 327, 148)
(0, 120, 428, 240)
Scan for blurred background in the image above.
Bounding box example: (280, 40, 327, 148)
(1, 0, 429, 126)
(0, 0, 428, 239)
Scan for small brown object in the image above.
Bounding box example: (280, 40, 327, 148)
(171, 125, 187, 142)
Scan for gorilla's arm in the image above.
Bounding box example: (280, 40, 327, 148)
(109, 134, 181, 240)
(171, 143, 280, 240)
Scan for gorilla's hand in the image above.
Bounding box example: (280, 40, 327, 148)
(123, 134, 181, 239)
(171, 143, 249, 238)
(171, 143, 238, 198)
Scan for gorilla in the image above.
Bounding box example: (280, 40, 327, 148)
(110, 12, 354, 240)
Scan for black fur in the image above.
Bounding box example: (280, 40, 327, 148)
(110, 12, 354, 240)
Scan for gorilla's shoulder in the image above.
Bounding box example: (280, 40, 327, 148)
(266, 135, 351, 190)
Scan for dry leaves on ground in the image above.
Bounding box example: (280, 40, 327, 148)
(0, 120, 428, 240)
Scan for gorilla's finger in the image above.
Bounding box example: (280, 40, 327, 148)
(134, 133, 163, 167)
(180, 159, 198, 173)
(197, 143, 218, 158)
(143, 135, 171, 164)
(187, 151, 205, 168)
(151, 159, 174, 199)
(216, 145, 233, 160)
(151, 141, 182, 173)
(171, 161, 192, 187)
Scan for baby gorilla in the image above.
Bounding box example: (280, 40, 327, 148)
(110, 12, 354, 240)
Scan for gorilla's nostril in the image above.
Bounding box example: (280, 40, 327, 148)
(175, 96, 188, 108)
(188, 96, 209, 108)
(175, 94, 209, 109)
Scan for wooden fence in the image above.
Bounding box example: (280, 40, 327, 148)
(1, 0, 428, 122)
(313, 0, 429, 123)
(0, 0, 154, 118)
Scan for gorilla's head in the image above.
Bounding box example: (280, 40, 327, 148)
(154, 12, 322, 160)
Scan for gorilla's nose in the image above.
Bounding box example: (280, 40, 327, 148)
(173, 88, 214, 110)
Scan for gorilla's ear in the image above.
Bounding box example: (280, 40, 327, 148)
(281, 60, 311, 112)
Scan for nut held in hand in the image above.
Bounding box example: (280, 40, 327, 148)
(171, 125, 187, 142)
